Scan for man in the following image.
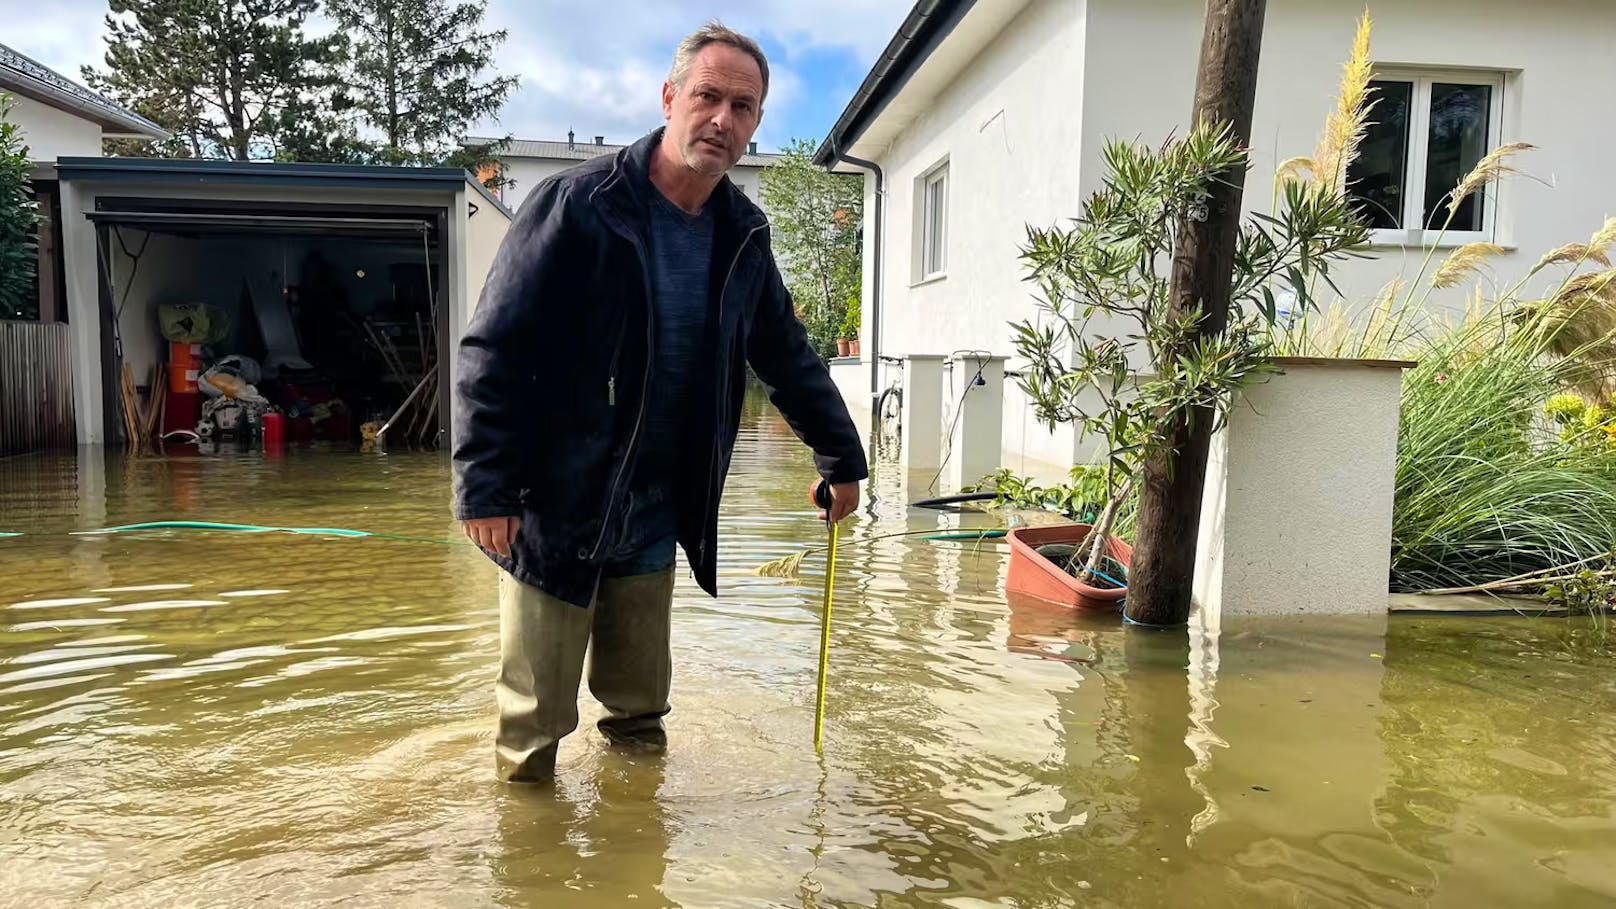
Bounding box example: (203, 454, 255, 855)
(452, 22, 867, 783)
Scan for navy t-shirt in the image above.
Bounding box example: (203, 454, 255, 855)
(602, 188, 714, 577)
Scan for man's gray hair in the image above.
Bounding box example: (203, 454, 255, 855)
(669, 21, 770, 104)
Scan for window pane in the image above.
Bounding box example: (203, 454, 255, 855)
(924, 173, 947, 275)
(1346, 80, 1412, 230)
(1424, 82, 1492, 232)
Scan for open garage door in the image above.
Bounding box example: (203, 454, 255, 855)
(88, 200, 449, 451)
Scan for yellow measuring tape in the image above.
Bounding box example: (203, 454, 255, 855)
(813, 519, 839, 751)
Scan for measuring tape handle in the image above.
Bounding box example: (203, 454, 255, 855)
(811, 479, 835, 528)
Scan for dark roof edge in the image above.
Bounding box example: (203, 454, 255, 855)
(56, 156, 469, 186)
(812, 0, 977, 167)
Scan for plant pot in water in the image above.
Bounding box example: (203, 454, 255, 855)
(1006, 524, 1132, 610)
(836, 338, 851, 357)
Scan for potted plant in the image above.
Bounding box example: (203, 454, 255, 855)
(1004, 119, 1367, 610)
(839, 296, 861, 357)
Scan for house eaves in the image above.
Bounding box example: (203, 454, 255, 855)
(812, 0, 1033, 167)
(0, 42, 168, 141)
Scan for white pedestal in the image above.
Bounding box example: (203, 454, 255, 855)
(1194, 358, 1411, 615)
(947, 354, 1006, 492)
(900, 355, 946, 472)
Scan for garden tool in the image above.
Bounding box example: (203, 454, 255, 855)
(811, 479, 839, 750)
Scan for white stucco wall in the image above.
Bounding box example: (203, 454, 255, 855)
(1081, 0, 1616, 310)
(865, 0, 1088, 479)
(859, 0, 1616, 477)
(500, 155, 770, 214)
(8, 94, 103, 161)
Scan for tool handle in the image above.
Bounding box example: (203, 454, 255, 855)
(811, 479, 835, 528)
(811, 479, 834, 511)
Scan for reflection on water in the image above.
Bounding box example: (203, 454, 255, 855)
(2, 389, 1614, 907)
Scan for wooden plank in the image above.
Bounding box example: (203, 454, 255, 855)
(0, 320, 76, 455)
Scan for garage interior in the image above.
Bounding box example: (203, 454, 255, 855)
(90, 199, 449, 451)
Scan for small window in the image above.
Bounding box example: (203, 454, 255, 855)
(917, 163, 948, 280)
(1346, 70, 1504, 244)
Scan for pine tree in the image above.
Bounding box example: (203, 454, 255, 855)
(326, 0, 517, 166)
(84, 0, 346, 161)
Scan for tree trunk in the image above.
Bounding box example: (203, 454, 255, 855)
(1124, 0, 1267, 627)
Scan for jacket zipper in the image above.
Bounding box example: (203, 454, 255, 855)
(588, 234, 656, 560)
(699, 223, 765, 564)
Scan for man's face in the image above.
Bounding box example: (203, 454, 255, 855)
(662, 43, 764, 177)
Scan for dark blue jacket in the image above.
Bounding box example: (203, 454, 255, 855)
(452, 129, 868, 606)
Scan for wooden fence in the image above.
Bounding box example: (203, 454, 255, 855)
(0, 320, 75, 455)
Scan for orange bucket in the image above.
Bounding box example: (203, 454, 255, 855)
(168, 342, 202, 394)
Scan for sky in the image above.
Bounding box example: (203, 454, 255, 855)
(0, 0, 912, 153)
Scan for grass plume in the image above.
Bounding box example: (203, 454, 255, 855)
(1531, 243, 1612, 277)
(1449, 142, 1535, 217)
(1432, 242, 1507, 289)
(1311, 10, 1375, 194)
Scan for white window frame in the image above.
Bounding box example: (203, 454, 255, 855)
(1362, 68, 1507, 249)
(914, 160, 949, 283)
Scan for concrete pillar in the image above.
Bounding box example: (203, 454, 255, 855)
(1194, 358, 1412, 615)
(59, 179, 105, 445)
(900, 354, 945, 472)
(947, 354, 1006, 492)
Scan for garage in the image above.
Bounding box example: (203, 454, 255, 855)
(53, 158, 512, 449)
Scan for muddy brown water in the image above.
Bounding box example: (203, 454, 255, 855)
(3, 393, 1615, 907)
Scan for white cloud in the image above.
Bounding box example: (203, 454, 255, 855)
(0, 0, 912, 149)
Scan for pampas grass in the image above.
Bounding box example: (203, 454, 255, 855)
(1432, 242, 1508, 289)
(1389, 304, 1616, 591)
(1448, 142, 1535, 218)
(1531, 243, 1612, 277)
(754, 549, 811, 578)
(1310, 10, 1375, 194)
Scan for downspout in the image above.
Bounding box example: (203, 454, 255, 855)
(829, 145, 885, 399)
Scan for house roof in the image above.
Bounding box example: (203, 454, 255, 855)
(54, 155, 514, 219)
(0, 42, 168, 140)
(812, 0, 978, 166)
(464, 135, 784, 168)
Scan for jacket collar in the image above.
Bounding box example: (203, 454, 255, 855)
(593, 127, 768, 235)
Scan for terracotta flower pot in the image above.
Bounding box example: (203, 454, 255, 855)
(849, 338, 861, 356)
(836, 338, 851, 357)
(1006, 524, 1132, 610)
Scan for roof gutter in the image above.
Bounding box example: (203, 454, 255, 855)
(0, 44, 169, 140)
(810, 0, 976, 167)
(833, 150, 885, 399)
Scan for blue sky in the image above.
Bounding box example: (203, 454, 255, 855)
(0, 0, 912, 153)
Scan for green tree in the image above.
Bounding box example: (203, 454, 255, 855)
(84, 0, 346, 161)
(760, 138, 863, 359)
(0, 95, 41, 321)
(443, 136, 515, 191)
(326, 0, 517, 166)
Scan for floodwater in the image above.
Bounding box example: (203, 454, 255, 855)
(3, 391, 1615, 908)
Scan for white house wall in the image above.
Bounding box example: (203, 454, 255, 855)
(9, 94, 103, 161)
(869, 0, 1089, 480)
(864, 0, 1616, 481)
(1082, 0, 1616, 311)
